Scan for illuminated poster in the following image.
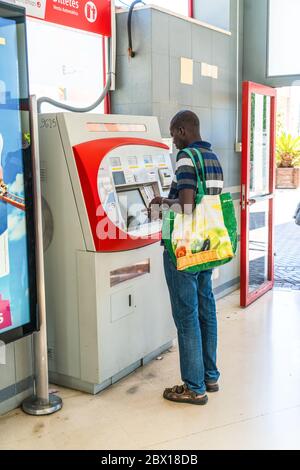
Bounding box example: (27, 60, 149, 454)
(0, 7, 37, 340)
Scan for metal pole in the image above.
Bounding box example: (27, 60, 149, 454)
(22, 96, 62, 416)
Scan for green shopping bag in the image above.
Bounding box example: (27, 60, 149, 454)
(162, 148, 238, 273)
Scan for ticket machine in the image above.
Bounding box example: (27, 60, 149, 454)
(39, 113, 175, 393)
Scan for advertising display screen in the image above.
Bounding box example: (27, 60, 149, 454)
(0, 2, 37, 343)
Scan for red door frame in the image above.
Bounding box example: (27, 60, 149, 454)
(188, 0, 194, 18)
(240, 81, 277, 308)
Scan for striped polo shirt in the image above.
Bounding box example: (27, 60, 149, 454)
(168, 141, 224, 199)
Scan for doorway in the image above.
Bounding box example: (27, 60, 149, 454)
(240, 82, 276, 307)
(274, 87, 300, 290)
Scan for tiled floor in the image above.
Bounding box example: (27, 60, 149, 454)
(1, 289, 300, 450)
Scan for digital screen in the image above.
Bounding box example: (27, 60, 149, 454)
(113, 171, 126, 186)
(0, 10, 37, 342)
(110, 156, 121, 167)
(158, 155, 166, 164)
(117, 189, 149, 232)
(128, 156, 138, 166)
(144, 156, 153, 164)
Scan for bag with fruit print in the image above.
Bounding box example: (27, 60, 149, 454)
(162, 148, 238, 272)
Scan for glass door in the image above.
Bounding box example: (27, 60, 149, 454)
(240, 81, 277, 307)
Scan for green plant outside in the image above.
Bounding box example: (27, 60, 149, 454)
(276, 132, 300, 168)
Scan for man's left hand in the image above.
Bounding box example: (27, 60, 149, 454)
(148, 197, 163, 220)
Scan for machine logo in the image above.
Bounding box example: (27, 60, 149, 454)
(85, 1, 97, 23)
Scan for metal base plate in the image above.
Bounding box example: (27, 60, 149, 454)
(22, 394, 63, 416)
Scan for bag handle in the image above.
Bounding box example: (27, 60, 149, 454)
(182, 147, 206, 204)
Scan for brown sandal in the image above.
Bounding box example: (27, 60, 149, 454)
(205, 382, 219, 393)
(163, 384, 208, 405)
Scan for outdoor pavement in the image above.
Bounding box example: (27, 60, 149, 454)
(274, 189, 300, 289)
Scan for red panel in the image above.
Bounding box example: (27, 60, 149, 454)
(32, 0, 112, 36)
(73, 137, 169, 252)
(240, 81, 277, 307)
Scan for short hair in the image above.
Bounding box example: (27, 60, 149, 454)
(170, 110, 200, 132)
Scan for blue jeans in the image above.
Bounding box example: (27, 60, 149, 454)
(163, 249, 220, 395)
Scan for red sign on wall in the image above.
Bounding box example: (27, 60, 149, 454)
(4, 0, 112, 36)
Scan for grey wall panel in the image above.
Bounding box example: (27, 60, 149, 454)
(0, 338, 33, 415)
(215, 148, 230, 186)
(191, 23, 213, 64)
(211, 68, 232, 110)
(211, 109, 233, 149)
(127, 9, 152, 56)
(116, 9, 128, 56)
(113, 104, 132, 115)
(192, 106, 212, 143)
(152, 9, 169, 55)
(216, 148, 241, 187)
(212, 33, 231, 70)
(152, 102, 180, 137)
(114, 54, 152, 105)
(152, 53, 170, 103)
(0, 344, 15, 390)
(193, 65, 212, 109)
(125, 103, 153, 116)
(14, 337, 33, 382)
(0, 387, 33, 416)
(168, 15, 192, 58)
(114, 56, 133, 104)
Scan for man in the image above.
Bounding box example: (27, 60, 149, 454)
(149, 110, 223, 405)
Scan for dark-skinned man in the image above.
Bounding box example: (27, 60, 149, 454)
(149, 110, 224, 405)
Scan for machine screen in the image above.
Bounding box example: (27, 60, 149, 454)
(113, 171, 126, 186)
(117, 189, 149, 232)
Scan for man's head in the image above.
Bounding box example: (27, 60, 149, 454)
(170, 110, 201, 150)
